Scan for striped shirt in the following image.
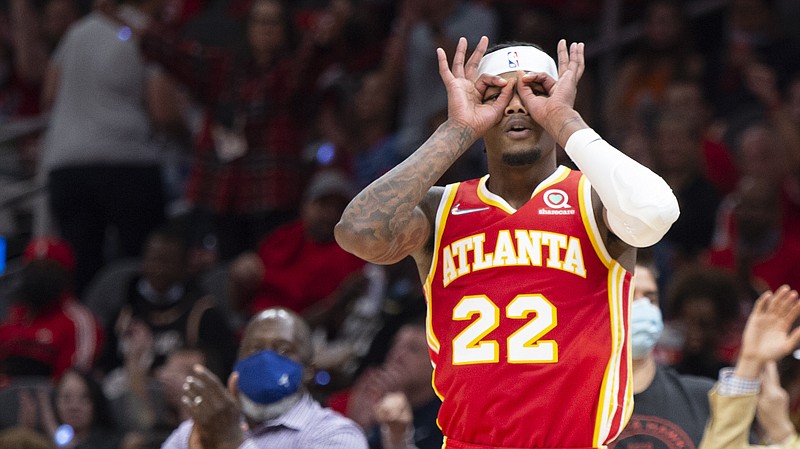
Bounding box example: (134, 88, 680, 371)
(161, 394, 368, 449)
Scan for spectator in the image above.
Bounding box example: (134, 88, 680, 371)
(615, 127, 655, 170)
(603, 0, 705, 137)
(704, 0, 800, 122)
(661, 78, 739, 197)
(227, 169, 366, 320)
(18, 368, 127, 449)
(137, 0, 333, 260)
(161, 307, 368, 449)
(389, 0, 498, 156)
(698, 285, 800, 449)
(308, 262, 389, 393)
(314, 68, 404, 190)
(39, 0, 182, 295)
(0, 236, 103, 382)
(659, 267, 743, 379)
(98, 224, 237, 384)
(110, 344, 207, 448)
(740, 66, 800, 238)
(707, 175, 800, 295)
(609, 259, 714, 448)
(651, 110, 722, 270)
(346, 318, 443, 449)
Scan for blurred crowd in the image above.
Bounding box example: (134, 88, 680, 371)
(1, 0, 800, 448)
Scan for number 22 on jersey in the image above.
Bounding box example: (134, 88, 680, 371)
(452, 294, 557, 365)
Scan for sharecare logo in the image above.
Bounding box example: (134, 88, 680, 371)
(507, 51, 520, 69)
(543, 189, 570, 209)
(539, 189, 575, 215)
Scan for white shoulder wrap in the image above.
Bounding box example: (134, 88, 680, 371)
(564, 128, 680, 248)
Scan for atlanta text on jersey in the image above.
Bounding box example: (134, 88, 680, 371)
(441, 229, 587, 287)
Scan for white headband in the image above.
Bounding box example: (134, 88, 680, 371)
(477, 45, 558, 80)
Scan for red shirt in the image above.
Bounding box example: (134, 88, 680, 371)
(248, 220, 366, 316)
(426, 167, 633, 448)
(707, 199, 800, 291)
(140, 27, 320, 214)
(0, 295, 104, 380)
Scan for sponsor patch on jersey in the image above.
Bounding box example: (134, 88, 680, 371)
(539, 189, 575, 215)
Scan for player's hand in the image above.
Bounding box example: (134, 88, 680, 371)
(517, 40, 584, 125)
(437, 36, 512, 136)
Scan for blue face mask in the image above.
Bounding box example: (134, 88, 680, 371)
(234, 350, 303, 405)
(630, 298, 664, 359)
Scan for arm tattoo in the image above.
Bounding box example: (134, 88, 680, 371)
(338, 122, 474, 260)
(556, 116, 584, 146)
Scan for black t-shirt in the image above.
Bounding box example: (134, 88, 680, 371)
(609, 364, 714, 449)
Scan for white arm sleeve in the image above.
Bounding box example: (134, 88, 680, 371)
(564, 128, 680, 248)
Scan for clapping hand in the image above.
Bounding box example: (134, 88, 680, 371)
(736, 285, 800, 379)
(183, 365, 243, 449)
(516, 39, 585, 139)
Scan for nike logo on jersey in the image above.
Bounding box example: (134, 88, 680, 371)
(451, 204, 490, 215)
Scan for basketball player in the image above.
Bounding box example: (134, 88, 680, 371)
(335, 37, 680, 448)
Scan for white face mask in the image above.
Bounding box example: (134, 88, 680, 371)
(630, 297, 664, 359)
(238, 391, 302, 423)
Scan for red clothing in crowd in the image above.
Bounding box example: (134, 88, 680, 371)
(247, 220, 366, 316)
(139, 26, 321, 215)
(706, 199, 800, 292)
(702, 138, 739, 196)
(0, 295, 104, 381)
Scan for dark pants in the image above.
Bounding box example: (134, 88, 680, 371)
(48, 165, 166, 297)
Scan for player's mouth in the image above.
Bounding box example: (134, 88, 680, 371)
(504, 118, 534, 139)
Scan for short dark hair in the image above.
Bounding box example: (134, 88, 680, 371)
(485, 41, 547, 56)
(666, 267, 741, 326)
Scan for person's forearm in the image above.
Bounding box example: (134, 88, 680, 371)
(541, 108, 587, 149)
(381, 424, 419, 449)
(335, 120, 476, 264)
(734, 354, 764, 380)
(762, 416, 796, 446)
(547, 108, 679, 247)
(9, 0, 48, 83)
(699, 389, 759, 449)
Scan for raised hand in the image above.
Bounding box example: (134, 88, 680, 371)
(437, 36, 513, 136)
(736, 285, 800, 379)
(515, 40, 585, 142)
(375, 392, 414, 446)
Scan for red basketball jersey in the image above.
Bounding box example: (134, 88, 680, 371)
(424, 166, 633, 448)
